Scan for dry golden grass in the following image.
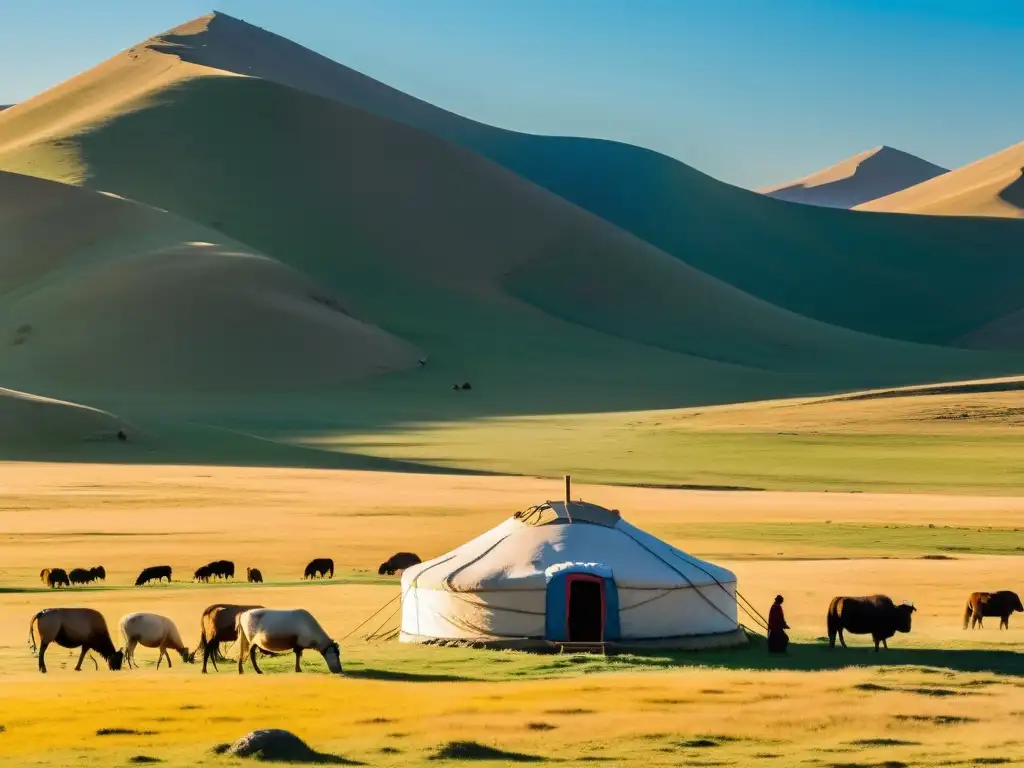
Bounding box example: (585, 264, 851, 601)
(0, 463, 1021, 767)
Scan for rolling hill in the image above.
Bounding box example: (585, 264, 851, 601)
(761, 146, 947, 209)
(47, 12, 1024, 351)
(0, 11, 1023, 471)
(0, 171, 419, 397)
(858, 140, 1024, 219)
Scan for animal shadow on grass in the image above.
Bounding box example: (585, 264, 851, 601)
(96, 728, 156, 736)
(343, 668, 479, 683)
(128, 758, 162, 765)
(430, 741, 546, 762)
(652, 641, 1024, 677)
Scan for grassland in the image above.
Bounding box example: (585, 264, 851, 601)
(0, 464, 1021, 766)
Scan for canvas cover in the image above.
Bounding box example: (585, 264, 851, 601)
(400, 500, 739, 644)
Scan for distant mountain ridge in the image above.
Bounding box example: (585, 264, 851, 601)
(761, 146, 948, 209)
(858, 140, 1024, 219)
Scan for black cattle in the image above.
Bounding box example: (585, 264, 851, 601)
(90, 566, 106, 582)
(194, 565, 211, 583)
(303, 558, 334, 579)
(135, 565, 172, 586)
(246, 567, 264, 583)
(68, 568, 97, 586)
(827, 595, 916, 651)
(205, 560, 235, 580)
(378, 552, 422, 576)
(46, 568, 70, 589)
(964, 591, 1024, 630)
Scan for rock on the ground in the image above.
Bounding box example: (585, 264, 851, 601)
(227, 729, 321, 761)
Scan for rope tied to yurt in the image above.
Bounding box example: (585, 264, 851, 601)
(340, 593, 401, 641)
(617, 527, 770, 636)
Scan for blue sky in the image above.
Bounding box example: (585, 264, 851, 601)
(1, 0, 1022, 189)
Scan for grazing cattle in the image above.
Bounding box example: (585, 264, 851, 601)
(247, 567, 264, 584)
(194, 565, 211, 583)
(236, 608, 343, 675)
(135, 565, 172, 586)
(29, 608, 124, 673)
(964, 591, 1024, 630)
(828, 595, 917, 651)
(90, 566, 106, 582)
(206, 560, 235, 580)
(377, 552, 421, 576)
(69, 568, 96, 586)
(46, 568, 70, 589)
(199, 603, 263, 674)
(119, 612, 195, 669)
(303, 558, 334, 580)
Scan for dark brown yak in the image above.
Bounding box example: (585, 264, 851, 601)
(303, 558, 334, 580)
(246, 567, 264, 583)
(29, 608, 124, 673)
(69, 568, 97, 586)
(964, 591, 1024, 630)
(46, 568, 70, 589)
(827, 595, 916, 651)
(198, 603, 263, 674)
(378, 552, 421, 576)
(135, 565, 172, 586)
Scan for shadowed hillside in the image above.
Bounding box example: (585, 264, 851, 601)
(761, 146, 948, 209)
(68, 12, 1024, 350)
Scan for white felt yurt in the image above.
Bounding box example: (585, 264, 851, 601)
(400, 492, 746, 650)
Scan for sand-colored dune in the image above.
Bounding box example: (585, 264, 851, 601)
(52, 12, 1024, 353)
(858, 140, 1024, 218)
(0, 386, 129, 447)
(0, 172, 419, 394)
(761, 146, 947, 209)
(0, 39, 1013, 401)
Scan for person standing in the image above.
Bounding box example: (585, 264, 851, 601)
(767, 594, 790, 653)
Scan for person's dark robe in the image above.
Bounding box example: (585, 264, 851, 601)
(767, 602, 789, 653)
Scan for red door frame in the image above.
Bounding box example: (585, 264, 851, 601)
(565, 573, 606, 641)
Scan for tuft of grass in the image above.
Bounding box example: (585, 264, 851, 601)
(128, 757, 162, 765)
(96, 728, 154, 736)
(429, 741, 546, 762)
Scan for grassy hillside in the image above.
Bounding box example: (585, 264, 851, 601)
(2, 60, 1014, 412)
(126, 13, 1024, 348)
(0, 171, 419, 399)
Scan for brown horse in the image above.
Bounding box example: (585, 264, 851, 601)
(964, 591, 1024, 630)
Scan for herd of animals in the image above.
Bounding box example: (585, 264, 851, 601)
(37, 552, 423, 589)
(24, 553, 1021, 673)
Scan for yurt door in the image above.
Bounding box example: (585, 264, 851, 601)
(565, 574, 605, 642)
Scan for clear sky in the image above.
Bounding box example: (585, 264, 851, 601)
(1, 0, 1022, 189)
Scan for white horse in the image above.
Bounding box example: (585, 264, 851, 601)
(235, 608, 342, 675)
(119, 612, 194, 669)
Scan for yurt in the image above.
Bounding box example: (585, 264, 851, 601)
(400, 485, 746, 650)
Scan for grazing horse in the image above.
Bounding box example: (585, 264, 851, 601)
(199, 603, 263, 674)
(964, 591, 1024, 630)
(235, 608, 343, 675)
(119, 613, 195, 669)
(29, 608, 124, 673)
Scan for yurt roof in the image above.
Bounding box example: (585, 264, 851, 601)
(513, 500, 621, 528)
